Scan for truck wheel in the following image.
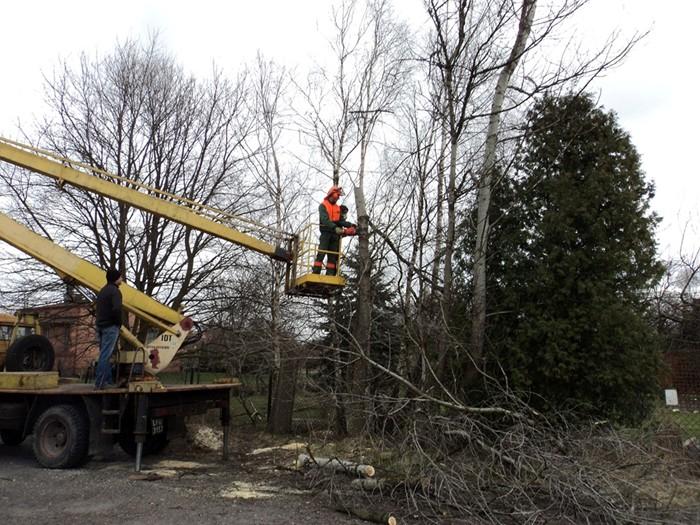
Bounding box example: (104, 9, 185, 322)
(32, 405, 89, 468)
(0, 429, 24, 446)
(5, 334, 55, 372)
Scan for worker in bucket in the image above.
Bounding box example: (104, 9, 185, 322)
(94, 268, 123, 389)
(338, 205, 356, 231)
(312, 186, 356, 276)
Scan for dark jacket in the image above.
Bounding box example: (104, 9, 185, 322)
(96, 283, 122, 328)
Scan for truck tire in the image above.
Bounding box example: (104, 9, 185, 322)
(0, 402, 26, 437)
(0, 429, 24, 446)
(5, 334, 55, 372)
(32, 404, 89, 468)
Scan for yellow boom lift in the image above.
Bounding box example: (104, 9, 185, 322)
(0, 136, 347, 470)
(0, 136, 346, 375)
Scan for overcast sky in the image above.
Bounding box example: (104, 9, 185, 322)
(0, 0, 696, 259)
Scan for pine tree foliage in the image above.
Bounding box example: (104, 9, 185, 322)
(462, 93, 664, 424)
(318, 246, 402, 389)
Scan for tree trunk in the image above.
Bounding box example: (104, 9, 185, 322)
(331, 494, 397, 525)
(330, 297, 348, 436)
(267, 260, 297, 433)
(443, 137, 458, 307)
(470, 0, 537, 379)
(435, 136, 458, 384)
(431, 115, 447, 291)
(347, 184, 372, 435)
(265, 106, 297, 434)
(267, 348, 298, 434)
(297, 453, 376, 478)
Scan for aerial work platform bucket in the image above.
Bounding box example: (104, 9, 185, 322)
(286, 223, 345, 298)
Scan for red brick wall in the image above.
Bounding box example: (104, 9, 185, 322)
(663, 350, 700, 409)
(34, 303, 97, 376)
(27, 303, 189, 377)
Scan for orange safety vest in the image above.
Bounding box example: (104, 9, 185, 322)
(321, 198, 341, 222)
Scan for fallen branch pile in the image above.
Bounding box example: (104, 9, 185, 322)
(301, 393, 700, 524)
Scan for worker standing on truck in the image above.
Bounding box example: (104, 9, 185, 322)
(312, 186, 356, 276)
(94, 269, 123, 389)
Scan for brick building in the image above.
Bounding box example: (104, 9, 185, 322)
(33, 301, 98, 377)
(662, 300, 700, 408)
(663, 350, 700, 409)
(4, 298, 188, 378)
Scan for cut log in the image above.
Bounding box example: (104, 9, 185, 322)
(351, 478, 385, 490)
(251, 442, 307, 456)
(239, 396, 263, 424)
(297, 453, 375, 478)
(332, 494, 397, 524)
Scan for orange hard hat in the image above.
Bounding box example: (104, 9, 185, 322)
(326, 185, 344, 198)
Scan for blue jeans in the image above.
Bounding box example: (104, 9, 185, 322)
(95, 325, 120, 387)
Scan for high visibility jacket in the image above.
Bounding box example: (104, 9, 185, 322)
(319, 198, 341, 233)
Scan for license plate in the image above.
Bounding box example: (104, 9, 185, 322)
(151, 417, 164, 434)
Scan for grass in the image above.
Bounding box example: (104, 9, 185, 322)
(667, 410, 700, 439)
(158, 371, 229, 385)
(230, 392, 332, 428)
(158, 370, 335, 433)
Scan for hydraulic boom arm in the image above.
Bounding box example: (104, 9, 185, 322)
(0, 137, 292, 262)
(0, 135, 344, 307)
(0, 135, 346, 376)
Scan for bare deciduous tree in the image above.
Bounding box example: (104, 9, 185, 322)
(246, 53, 305, 434)
(294, 0, 411, 434)
(4, 35, 260, 338)
(470, 0, 536, 377)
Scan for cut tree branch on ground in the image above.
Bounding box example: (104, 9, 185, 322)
(351, 478, 386, 490)
(331, 491, 397, 525)
(298, 453, 376, 478)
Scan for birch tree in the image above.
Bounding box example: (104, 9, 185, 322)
(424, 0, 641, 388)
(470, 0, 536, 376)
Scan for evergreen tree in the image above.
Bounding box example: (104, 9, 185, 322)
(460, 93, 664, 424)
(316, 245, 402, 393)
(336, 246, 402, 373)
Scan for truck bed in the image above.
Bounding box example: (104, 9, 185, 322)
(0, 377, 240, 470)
(0, 381, 240, 395)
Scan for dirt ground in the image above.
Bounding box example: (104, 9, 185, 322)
(0, 426, 384, 525)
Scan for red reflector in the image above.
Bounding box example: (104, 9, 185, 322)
(180, 317, 194, 331)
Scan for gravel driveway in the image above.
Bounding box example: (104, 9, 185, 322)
(0, 436, 367, 525)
